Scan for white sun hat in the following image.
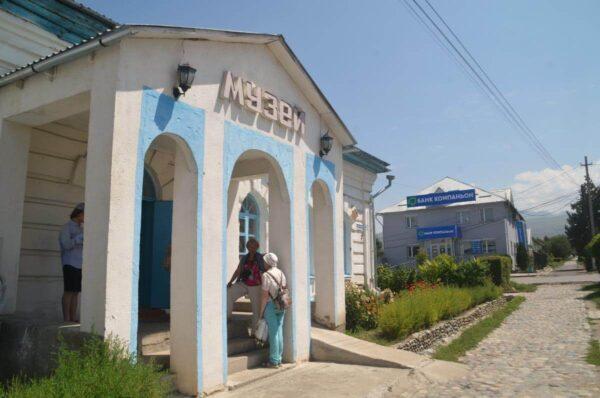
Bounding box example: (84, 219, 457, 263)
(263, 253, 279, 268)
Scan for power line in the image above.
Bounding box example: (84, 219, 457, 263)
(403, 0, 578, 187)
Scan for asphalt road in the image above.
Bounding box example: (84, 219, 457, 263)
(512, 260, 600, 285)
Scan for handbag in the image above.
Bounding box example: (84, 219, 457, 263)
(255, 318, 269, 343)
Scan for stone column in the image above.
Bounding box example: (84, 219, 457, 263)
(0, 121, 31, 314)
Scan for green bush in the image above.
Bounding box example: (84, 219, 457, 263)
(415, 251, 428, 266)
(345, 281, 380, 331)
(378, 284, 502, 340)
(480, 255, 511, 287)
(533, 251, 548, 269)
(585, 234, 600, 261)
(456, 259, 489, 287)
(436, 254, 459, 285)
(376, 265, 417, 292)
(417, 259, 440, 284)
(3, 336, 170, 398)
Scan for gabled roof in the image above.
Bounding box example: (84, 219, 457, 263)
(0, 0, 116, 44)
(0, 24, 357, 146)
(379, 176, 515, 214)
(343, 147, 390, 174)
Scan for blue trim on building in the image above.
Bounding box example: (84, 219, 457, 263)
(305, 153, 337, 349)
(134, 87, 205, 392)
(221, 121, 295, 383)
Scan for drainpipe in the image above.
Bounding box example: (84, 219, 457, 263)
(368, 175, 395, 290)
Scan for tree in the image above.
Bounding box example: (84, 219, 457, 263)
(547, 235, 572, 259)
(516, 244, 529, 271)
(565, 182, 600, 259)
(375, 238, 385, 263)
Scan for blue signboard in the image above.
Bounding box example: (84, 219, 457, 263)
(416, 225, 461, 241)
(516, 220, 527, 248)
(407, 189, 476, 208)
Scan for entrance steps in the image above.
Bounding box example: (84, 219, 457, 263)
(139, 312, 268, 376)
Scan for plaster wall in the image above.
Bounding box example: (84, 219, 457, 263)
(16, 121, 87, 319)
(342, 161, 378, 287)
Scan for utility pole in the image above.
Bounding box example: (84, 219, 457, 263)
(581, 156, 596, 269)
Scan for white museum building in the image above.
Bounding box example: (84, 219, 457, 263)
(0, 22, 390, 395)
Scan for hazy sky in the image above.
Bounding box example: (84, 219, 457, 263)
(83, 0, 600, 214)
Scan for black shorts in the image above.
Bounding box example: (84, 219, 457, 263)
(63, 265, 82, 293)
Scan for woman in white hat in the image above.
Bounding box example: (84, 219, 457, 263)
(259, 252, 287, 368)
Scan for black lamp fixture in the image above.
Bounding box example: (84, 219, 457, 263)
(173, 63, 196, 100)
(319, 131, 334, 157)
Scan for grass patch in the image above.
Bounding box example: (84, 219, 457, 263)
(2, 336, 170, 398)
(433, 296, 525, 362)
(508, 281, 537, 293)
(587, 340, 600, 366)
(581, 282, 600, 309)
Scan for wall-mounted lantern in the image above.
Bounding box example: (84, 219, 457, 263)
(173, 63, 196, 100)
(319, 131, 333, 158)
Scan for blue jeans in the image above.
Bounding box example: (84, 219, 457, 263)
(264, 300, 285, 365)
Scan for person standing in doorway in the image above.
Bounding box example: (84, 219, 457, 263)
(259, 252, 287, 368)
(59, 203, 84, 322)
(227, 237, 264, 332)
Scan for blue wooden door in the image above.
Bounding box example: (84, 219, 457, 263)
(139, 200, 172, 309)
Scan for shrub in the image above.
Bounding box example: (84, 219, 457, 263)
(435, 254, 459, 285)
(378, 284, 501, 340)
(376, 264, 395, 291)
(376, 265, 417, 293)
(533, 251, 548, 269)
(415, 251, 428, 266)
(345, 281, 380, 331)
(585, 234, 600, 261)
(480, 255, 511, 287)
(456, 259, 489, 287)
(418, 259, 440, 284)
(516, 244, 529, 272)
(3, 336, 170, 397)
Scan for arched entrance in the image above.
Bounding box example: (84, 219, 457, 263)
(309, 179, 336, 327)
(224, 148, 292, 379)
(136, 132, 201, 395)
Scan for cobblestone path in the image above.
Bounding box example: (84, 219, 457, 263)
(388, 284, 599, 397)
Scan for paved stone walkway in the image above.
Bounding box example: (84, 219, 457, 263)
(387, 284, 600, 397)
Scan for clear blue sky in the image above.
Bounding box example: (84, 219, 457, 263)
(83, 0, 600, 211)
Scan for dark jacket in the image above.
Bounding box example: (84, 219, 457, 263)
(236, 252, 265, 282)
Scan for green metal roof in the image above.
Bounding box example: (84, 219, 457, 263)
(343, 147, 390, 174)
(0, 0, 117, 44)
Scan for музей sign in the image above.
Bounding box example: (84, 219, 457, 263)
(407, 189, 476, 208)
(219, 70, 305, 135)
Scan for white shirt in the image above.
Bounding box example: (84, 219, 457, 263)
(262, 268, 287, 298)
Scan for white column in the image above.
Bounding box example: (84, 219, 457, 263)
(80, 86, 139, 342)
(0, 121, 31, 314)
(170, 142, 200, 395)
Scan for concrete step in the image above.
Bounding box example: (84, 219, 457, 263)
(228, 348, 269, 375)
(141, 349, 170, 370)
(228, 337, 259, 356)
(226, 363, 295, 391)
(228, 312, 252, 339)
(232, 298, 252, 313)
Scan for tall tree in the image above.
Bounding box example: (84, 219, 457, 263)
(565, 182, 600, 257)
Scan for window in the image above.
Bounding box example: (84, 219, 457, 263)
(463, 239, 496, 255)
(457, 210, 470, 225)
(239, 195, 260, 258)
(343, 219, 352, 277)
(480, 207, 494, 223)
(406, 215, 418, 228)
(407, 245, 420, 258)
(482, 239, 496, 253)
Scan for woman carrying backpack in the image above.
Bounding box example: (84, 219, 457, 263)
(259, 252, 290, 368)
